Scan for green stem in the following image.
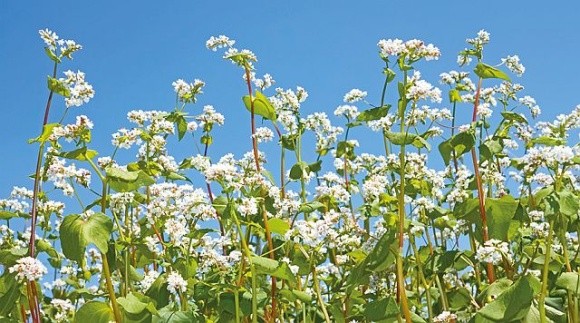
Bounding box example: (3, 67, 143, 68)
(539, 219, 554, 322)
(312, 265, 331, 323)
(234, 289, 241, 323)
(102, 251, 123, 323)
(410, 235, 433, 322)
(232, 201, 258, 322)
(395, 69, 412, 323)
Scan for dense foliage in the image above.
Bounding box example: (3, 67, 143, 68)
(0, 29, 579, 322)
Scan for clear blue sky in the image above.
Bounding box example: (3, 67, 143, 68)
(1, 0, 580, 197)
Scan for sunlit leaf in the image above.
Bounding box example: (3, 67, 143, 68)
(59, 147, 98, 161)
(75, 302, 114, 323)
(475, 275, 540, 322)
(47, 76, 71, 97)
(242, 91, 277, 121)
(60, 212, 113, 263)
(474, 62, 511, 82)
(356, 105, 390, 122)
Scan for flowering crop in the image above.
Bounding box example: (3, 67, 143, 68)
(0, 29, 579, 323)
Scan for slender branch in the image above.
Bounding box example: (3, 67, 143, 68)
(470, 77, 495, 283)
(26, 61, 58, 323)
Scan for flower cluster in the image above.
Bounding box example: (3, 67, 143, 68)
(8, 257, 48, 282)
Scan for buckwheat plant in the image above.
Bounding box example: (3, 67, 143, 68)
(0, 29, 578, 323)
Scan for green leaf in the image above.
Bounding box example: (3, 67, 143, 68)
(152, 308, 203, 323)
(0, 274, 21, 316)
(281, 135, 297, 151)
(289, 161, 309, 180)
(385, 131, 416, 146)
(558, 189, 579, 218)
(447, 287, 472, 311)
(174, 257, 198, 279)
(117, 293, 154, 315)
(267, 218, 289, 235)
(308, 160, 322, 173)
(242, 91, 277, 121)
(74, 301, 114, 323)
(106, 167, 139, 181)
(531, 136, 566, 147)
(298, 201, 325, 214)
(439, 131, 475, 165)
(346, 231, 396, 290)
(501, 111, 528, 124)
(412, 135, 431, 151)
(177, 116, 187, 141)
(212, 195, 228, 214)
(60, 212, 113, 263)
(486, 195, 519, 241)
(364, 296, 399, 321)
(44, 47, 61, 63)
(449, 89, 463, 103)
(291, 289, 312, 302)
(474, 62, 511, 82)
(145, 274, 170, 309)
(479, 140, 503, 163)
(356, 105, 390, 122)
(59, 147, 98, 161)
(106, 167, 155, 192)
(47, 76, 71, 97)
(37, 239, 59, 259)
(251, 256, 297, 285)
(475, 275, 540, 322)
(556, 272, 580, 295)
(0, 210, 24, 220)
(28, 123, 59, 144)
(383, 67, 396, 82)
(0, 248, 28, 266)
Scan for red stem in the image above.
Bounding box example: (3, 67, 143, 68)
(471, 77, 495, 283)
(243, 64, 277, 319)
(27, 62, 57, 323)
(203, 142, 226, 252)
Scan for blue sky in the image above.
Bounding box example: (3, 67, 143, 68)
(1, 0, 580, 198)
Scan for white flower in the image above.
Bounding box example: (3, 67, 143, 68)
(139, 270, 160, 292)
(206, 35, 235, 51)
(39, 29, 59, 50)
(334, 105, 359, 120)
(60, 70, 94, 107)
(253, 127, 274, 143)
(475, 239, 511, 265)
(164, 218, 189, 246)
(197, 105, 225, 129)
(343, 89, 367, 103)
(111, 128, 141, 149)
(172, 79, 205, 103)
(407, 73, 442, 103)
(433, 311, 458, 323)
(377, 38, 440, 61)
(166, 272, 187, 295)
(502, 55, 525, 76)
(9, 257, 47, 282)
(238, 197, 258, 216)
(378, 38, 405, 56)
(50, 299, 75, 322)
(467, 30, 490, 48)
(252, 73, 275, 90)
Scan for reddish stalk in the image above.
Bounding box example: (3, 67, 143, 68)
(203, 142, 226, 252)
(27, 62, 58, 323)
(243, 64, 277, 320)
(25, 282, 39, 323)
(471, 77, 495, 283)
